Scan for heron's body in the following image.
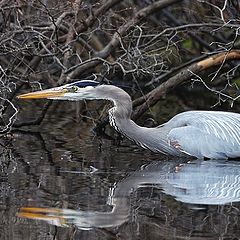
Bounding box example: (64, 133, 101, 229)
(18, 80, 240, 159)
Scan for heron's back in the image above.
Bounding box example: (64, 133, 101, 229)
(166, 111, 240, 159)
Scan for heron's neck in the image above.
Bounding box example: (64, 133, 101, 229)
(107, 89, 142, 139)
(109, 109, 179, 155)
(109, 100, 177, 155)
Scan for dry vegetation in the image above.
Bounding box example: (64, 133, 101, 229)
(0, 0, 240, 133)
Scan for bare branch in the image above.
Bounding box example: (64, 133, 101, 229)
(67, 0, 183, 80)
(133, 50, 240, 119)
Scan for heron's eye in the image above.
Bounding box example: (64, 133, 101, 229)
(69, 86, 78, 92)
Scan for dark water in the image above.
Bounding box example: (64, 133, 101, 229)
(1, 101, 240, 240)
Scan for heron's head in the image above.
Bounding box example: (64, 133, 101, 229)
(17, 80, 101, 101)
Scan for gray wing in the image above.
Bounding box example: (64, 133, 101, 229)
(166, 111, 240, 159)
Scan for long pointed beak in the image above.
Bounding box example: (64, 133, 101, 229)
(17, 207, 66, 226)
(17, 87, 67, 99)
(17, 207, 63, 219)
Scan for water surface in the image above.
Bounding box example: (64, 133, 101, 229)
(1, 101, 240, 240)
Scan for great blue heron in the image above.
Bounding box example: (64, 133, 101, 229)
(17, 80, 240, 159)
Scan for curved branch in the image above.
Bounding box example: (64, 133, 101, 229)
(0, 97, 18, 134)
(132, 49, 240, 120)
(67, 0, 183, 80)
(27, 0, 123, 82)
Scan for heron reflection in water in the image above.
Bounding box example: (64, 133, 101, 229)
(18, 160, 240, 230)
(18, 80, 240, 159)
